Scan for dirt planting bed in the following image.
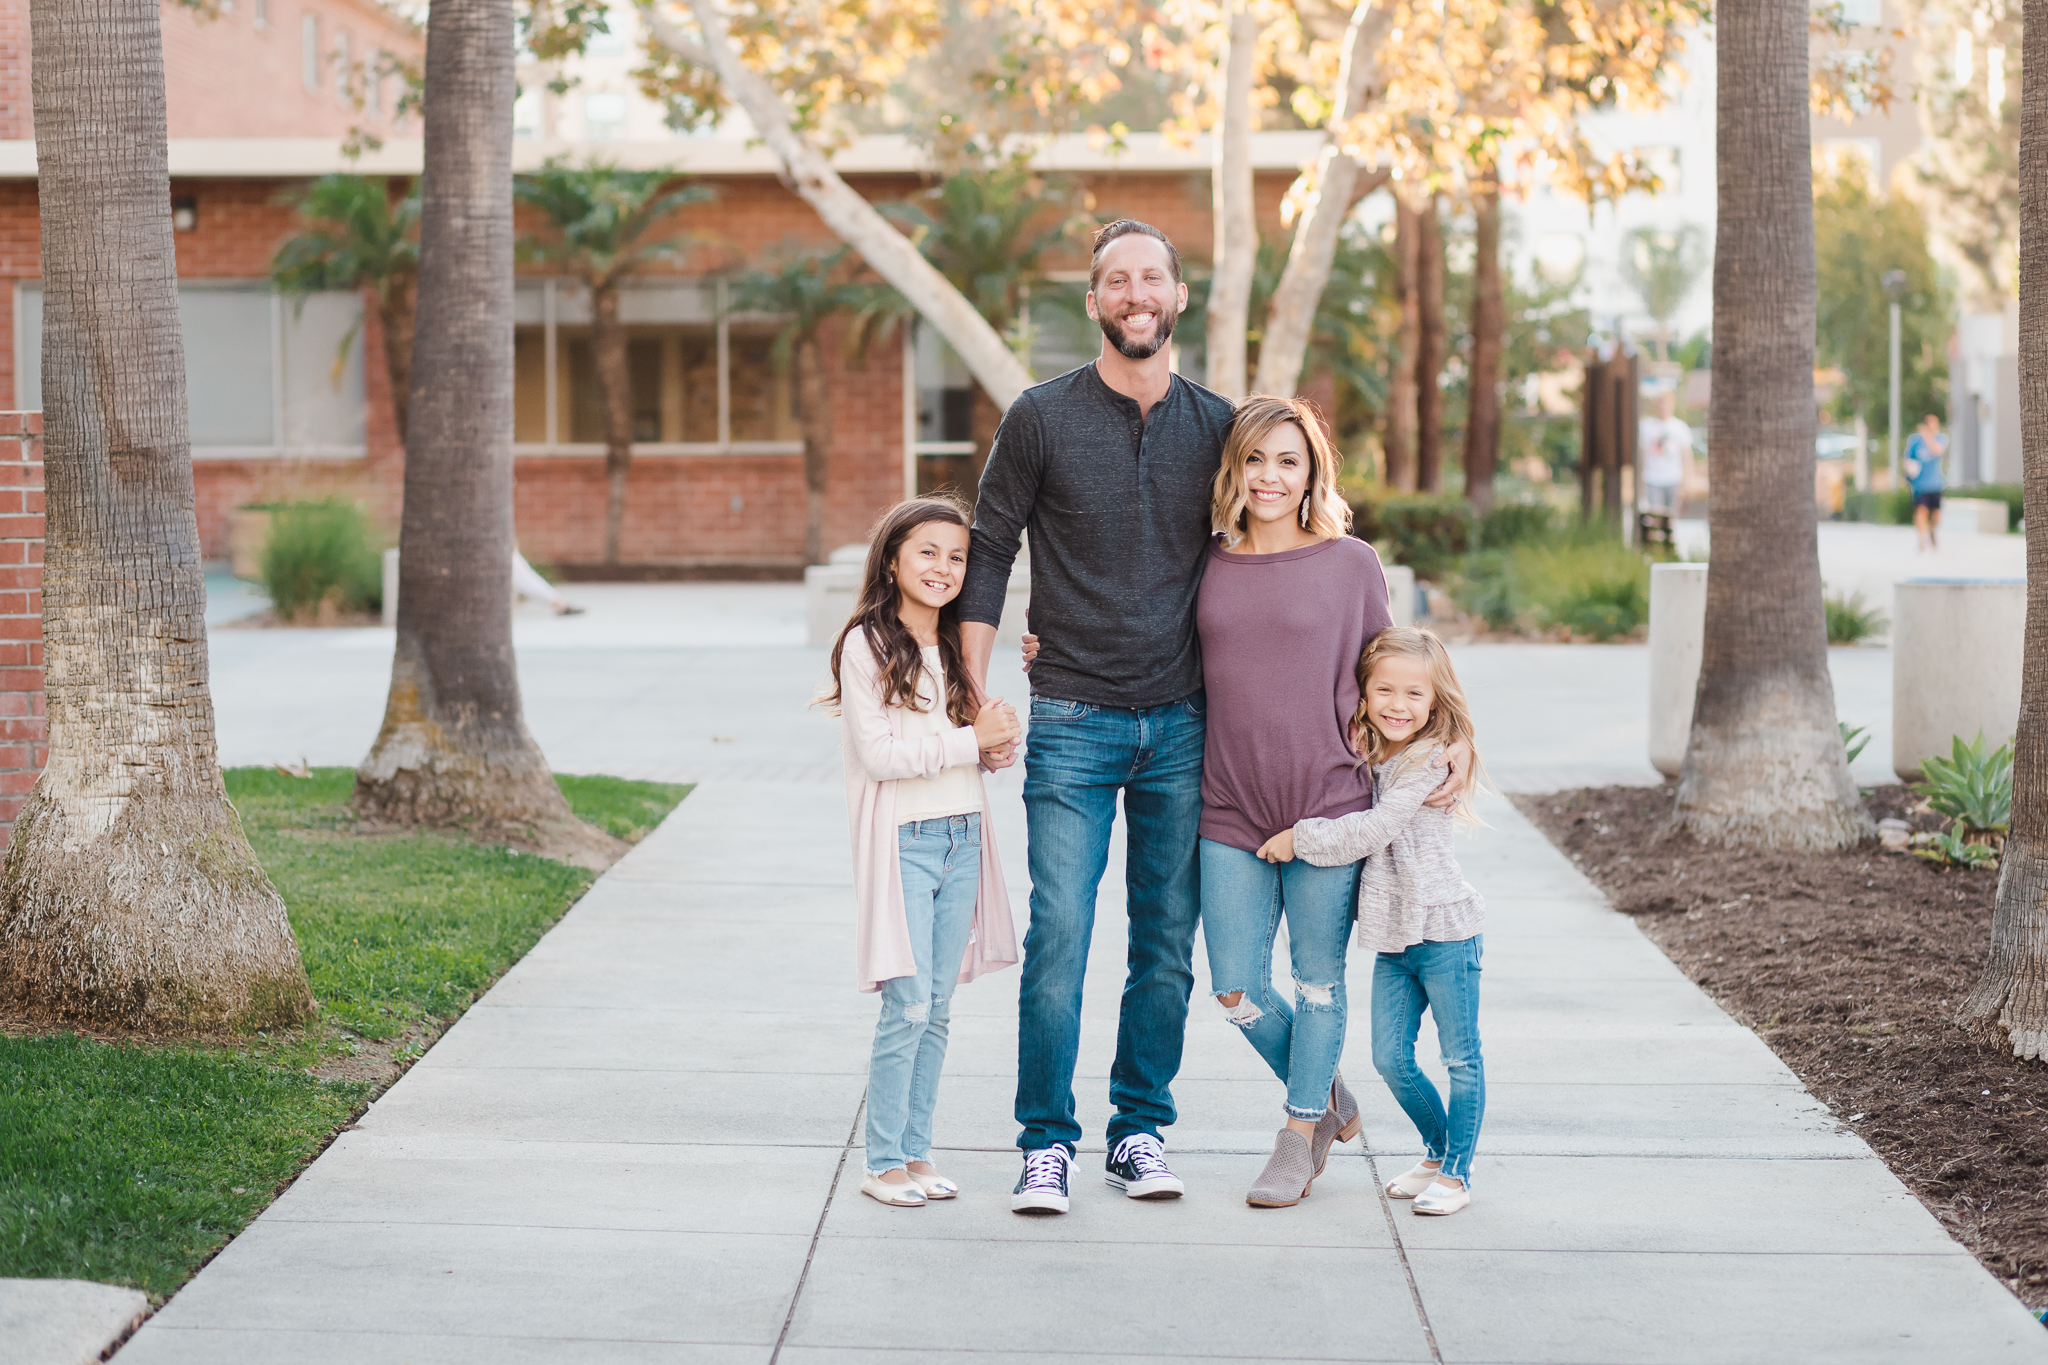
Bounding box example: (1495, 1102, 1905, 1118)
(1513, 783, 2048, 1306)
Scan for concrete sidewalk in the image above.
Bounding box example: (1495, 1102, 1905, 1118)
(119, 780, 2048, 1362)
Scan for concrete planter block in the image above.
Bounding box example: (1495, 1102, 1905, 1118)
(806, 543, 1028, 648)
(1892, 577, 2024, 781)
(228, 506, 273, 579)
(1942, 497, 2008, 536)
(1648, 562, 1708, 778)
(382, 547, 400, 628)
(1383, 565, 1416, 628)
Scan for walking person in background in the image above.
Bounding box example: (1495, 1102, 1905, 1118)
(1261, 627, 1489, 1216)
(823, 496, 1022, 1208)
(958, 220, 1234, 1215)
(1637, 390, 1694, 515)
(1904, 413, 1948, 552)
(1191, 396, 1396, 1208)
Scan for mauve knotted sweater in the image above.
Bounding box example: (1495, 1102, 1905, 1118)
(1196, 533, 1393, 851)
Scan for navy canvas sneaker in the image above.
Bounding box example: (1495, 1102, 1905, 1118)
(1105, 1133, 1185, 1199)
(1011, 1145, 1073, 1215)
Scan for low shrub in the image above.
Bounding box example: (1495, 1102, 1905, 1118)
(1913, 731, 2012, 840)
(259, 499, 383, 622)
(1824, 590, 1887, 644)
(1350, 493, 1473, 579)
(1450, 530, 1651, 641)
(1844, 487, 1914, 525)
(1476, 499, 1559, 550)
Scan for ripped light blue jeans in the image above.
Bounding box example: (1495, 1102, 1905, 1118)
(1372, 934, 1485, 1185)
(866, 813, 981, 1175)
(1199, 838, 1360, 1120)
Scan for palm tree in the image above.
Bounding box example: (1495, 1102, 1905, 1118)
(271, 175, 421, 443)
(515, 161, 712, 563)
(732, 248, 896, 565)
(1672, 0, 1867, 849)
(0, 0, 312, 1029)
(1619, 225, 1708, 360)
(354, 0, 615, 867)
(1463, 169, 1506, 513)
(1956, 0, 2048, 1058)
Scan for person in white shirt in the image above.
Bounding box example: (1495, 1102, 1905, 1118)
(1638, 391, 1694, 513)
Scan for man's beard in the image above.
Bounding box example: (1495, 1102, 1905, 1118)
(1099, 305, 1176, 361)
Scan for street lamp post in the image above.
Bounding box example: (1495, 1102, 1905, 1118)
(1882, 269, 1907, 493)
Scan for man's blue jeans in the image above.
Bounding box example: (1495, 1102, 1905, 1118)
(1015, 693, 1205, 1152)
(1371, 935, 1485, 1185)
(1200, 839, 1360, 1120)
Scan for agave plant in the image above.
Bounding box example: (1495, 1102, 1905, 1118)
(1911, 731, 2013, 848)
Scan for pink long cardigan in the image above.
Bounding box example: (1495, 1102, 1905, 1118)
(838, 625, 1020, 994)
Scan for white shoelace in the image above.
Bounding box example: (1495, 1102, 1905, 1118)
(1021, 1148, 1068, 1189)
(1113, 1135, 1172, 1179)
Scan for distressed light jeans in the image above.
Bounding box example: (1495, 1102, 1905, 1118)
(865, 813, 981, 1175)
(1015, 693, 1205, 1153)
(1200, 839, 1360, 1119)
(1371, 934, 1485, 1185)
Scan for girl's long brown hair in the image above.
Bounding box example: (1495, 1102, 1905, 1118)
(1351, 626, 1489, 821)
(821, 495, 977, 729)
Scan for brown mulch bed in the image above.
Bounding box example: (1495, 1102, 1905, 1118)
(1512, 783, 2048, 1307)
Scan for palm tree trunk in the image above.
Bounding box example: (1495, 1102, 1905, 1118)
(353, 0, 619, 869)
(796, 331, 831, 566)
(377, 274, 416, 445)
(1673, 0, 1868, 850)
(1205, 0, 1259, 400)
(1463, 182, 1504, 515)
(592, 280, 632, 564)
(1384, 194, 1420, 490)
(1957, 0, 2048, 1057)
(1253, 0, 1393, 397)
(0, 0, 312, 1030)
(645, 4, 1033, 410)
(1416, 195, 1446, 494)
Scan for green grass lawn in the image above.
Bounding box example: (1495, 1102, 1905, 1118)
(0, 767, 690, 1296)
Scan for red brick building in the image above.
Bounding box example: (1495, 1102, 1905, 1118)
(0, 1, 1314, 573)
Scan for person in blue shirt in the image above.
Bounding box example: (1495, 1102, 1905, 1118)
(1903, 413, 1947, 552)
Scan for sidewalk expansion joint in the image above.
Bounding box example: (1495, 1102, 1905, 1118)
(1366, 1150, 1444, 1365)
(771, 1091, 865, 1364)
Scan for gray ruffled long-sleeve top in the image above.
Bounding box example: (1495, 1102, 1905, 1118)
(1292, 746, 1485, 953)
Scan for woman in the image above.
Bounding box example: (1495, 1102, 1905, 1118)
(1196, 395, 1392, 1207)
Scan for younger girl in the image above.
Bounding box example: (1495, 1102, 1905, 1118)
(1257, 626, 1487, 1215)
(824, 495, 1023, 1208)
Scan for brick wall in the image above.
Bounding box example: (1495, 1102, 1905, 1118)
(0, 410, 44, 847)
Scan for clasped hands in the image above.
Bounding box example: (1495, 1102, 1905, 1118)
(974, 696, 1021, 770)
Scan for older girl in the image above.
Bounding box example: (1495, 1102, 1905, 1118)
(1193, 396, 1392, 1208)
(824, 495, 1022, 1208)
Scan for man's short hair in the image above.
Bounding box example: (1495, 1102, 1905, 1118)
(1090, 220, 1182, 292)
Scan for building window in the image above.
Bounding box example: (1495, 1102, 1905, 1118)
(367, 50, 383, 114)
(910, 321, 977, 495)
(13, 282, 366, 458)
(302, 14, 320, 90)
(1838, 0, 1881, 24)
(583, 91, 627, 141)
(333, 29, 351, 105)
(511, 279, 800, 455)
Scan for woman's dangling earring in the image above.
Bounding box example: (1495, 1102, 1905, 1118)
(1299, 494, 1312, 529)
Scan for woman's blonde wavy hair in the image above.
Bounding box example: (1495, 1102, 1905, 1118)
(1210, 395, 1353, 546)
(1351, 626, 1489, 822)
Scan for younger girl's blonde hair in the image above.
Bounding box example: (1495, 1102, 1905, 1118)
(1352, 626, 1489, 820)
(1211, 395, 1353, 546)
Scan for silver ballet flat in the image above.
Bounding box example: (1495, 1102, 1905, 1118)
(906, 1168, 959, 1199)
(861, 1172, 927, 1207)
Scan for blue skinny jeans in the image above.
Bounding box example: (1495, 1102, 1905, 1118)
(1200, 838, 1360, 1120)
(1014, 693, 1205, 1153)
(865, 813, 981, 1174)
(1371, 934, 1485, 1185)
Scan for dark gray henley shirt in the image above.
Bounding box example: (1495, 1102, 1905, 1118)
(958, 362, 1235, 709)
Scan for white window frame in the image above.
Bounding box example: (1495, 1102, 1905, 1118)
(512, 277, 804, 458)
(905, 319, 979, 496)
(333, 29, 351, 106)
(301, 13, 320, 90)
(10, 279, 367, 462)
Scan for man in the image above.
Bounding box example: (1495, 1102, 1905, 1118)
(1903, 413, 1947, 552)
(1637, 390, 1694, 514)
(957, 221, 1229, 1215)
